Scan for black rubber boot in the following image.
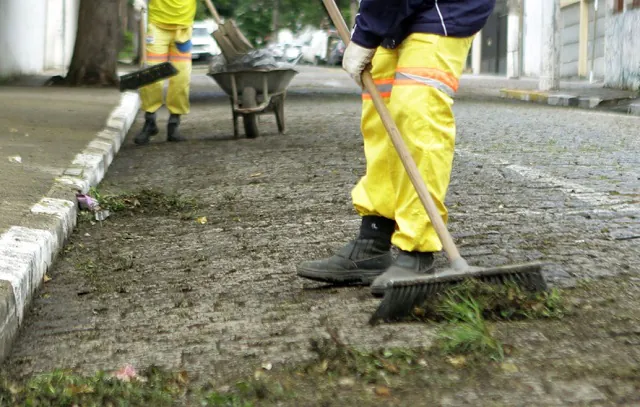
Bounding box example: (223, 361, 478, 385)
(167, 114, 186, 142)
(296, 216, 395, 285)
(370, 250, 436, 297)
(134, 112, 159, 145)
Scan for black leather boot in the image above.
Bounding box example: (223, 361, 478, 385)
(167, 114, 186, 142)
(370, 250, 436, 297)
(296, 216, 395, 285)
(134, 111, 159, 145)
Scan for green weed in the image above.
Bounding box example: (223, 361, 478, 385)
(0, 366, 188, 407)
(88, 187, 200, 218)
(414, 279, 565, 361)
(435, 292, 504, 361)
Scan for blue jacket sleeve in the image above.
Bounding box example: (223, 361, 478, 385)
(351, 0, 423, 48)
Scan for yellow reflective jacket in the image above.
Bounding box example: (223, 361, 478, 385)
(148, 0, 197, 28)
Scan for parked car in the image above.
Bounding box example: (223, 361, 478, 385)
(266, 42, 303, 64)
(191, 22, 220, 61)
(283, 44, 303, 64)
(299, 30, 340, 65)
(326, 39, 345, 66)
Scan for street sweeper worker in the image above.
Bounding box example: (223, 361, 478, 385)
(297, 0, 496, 295)
(133, 0, 196, 145)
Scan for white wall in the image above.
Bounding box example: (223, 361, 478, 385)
(522, 0, 543, 77)
(44, 0, 80, 70)
(561, 2, 580, 77)
(605, 8, 640, 90)
(0, 0, 47, 76)
(0, 0, 79, 77)
(560, 1, 606, 79)
(586, 0, 606, 79)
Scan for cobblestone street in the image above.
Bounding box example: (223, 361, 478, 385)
(3, 68, 639, 405)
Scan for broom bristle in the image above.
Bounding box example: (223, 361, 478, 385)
(119, 62, 178, 91)
(369, 262, 547, 324)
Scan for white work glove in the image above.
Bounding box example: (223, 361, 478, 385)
(342, 42, 376, 89)
(133, 0, 147, 11)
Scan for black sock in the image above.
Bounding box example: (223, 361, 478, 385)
(358, 215, 395, 243)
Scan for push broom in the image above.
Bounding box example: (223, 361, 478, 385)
(320, 0, 549, 324)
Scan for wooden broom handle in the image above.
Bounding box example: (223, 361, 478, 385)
(139, 9, 147, 67)
(321, 0, 464, 264)
(202, 0, 223, 24)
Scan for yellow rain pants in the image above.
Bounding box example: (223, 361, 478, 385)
(139, 21, 193, 115)
(352, 33, 473, 253)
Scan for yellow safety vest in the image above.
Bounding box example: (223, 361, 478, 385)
(148, 0, 197, 28)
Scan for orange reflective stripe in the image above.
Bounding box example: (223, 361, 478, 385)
(169, 52, 191, 62)
(373, 78, 394, 85)
(363, 77, 393, 100)
(362, 91, 391, 100)
(395, 67, 459, 92)
(147, 52, 169, 62)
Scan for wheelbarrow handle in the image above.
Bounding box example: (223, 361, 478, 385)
(321, 0, 465, 264)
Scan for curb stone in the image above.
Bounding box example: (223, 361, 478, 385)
(499, 88, 640, 116)
(499, 89, 550, 104)
(0, 91, 140, 361)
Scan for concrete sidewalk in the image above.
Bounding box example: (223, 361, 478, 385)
(475, 75, 640, 116)
(0, 84, 140, 360)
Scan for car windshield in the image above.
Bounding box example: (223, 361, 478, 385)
(193, 27, 209, 37)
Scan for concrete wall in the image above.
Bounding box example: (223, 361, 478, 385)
(560, 1, 605, 79)
(585, 1, 606, 79)
(561, 2, 580, 77)
(522, 0, 543, 77)
(0, 0, 79, 77)
(0, 0, 47, 76)
(44, 0, 81, 70)
(605, 8, 640, 90)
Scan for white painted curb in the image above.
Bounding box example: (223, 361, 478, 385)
(0, 91, 140, 359)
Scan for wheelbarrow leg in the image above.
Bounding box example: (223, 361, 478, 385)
(242, 87, 260, 139)
(230, 98, 239, 138)
(275, 94, 286, 134)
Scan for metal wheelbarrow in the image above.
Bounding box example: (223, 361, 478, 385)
(208, 67, 298, 139)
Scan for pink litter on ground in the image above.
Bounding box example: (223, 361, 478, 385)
(76, 194, 100, 211)
(114, 364, 138, 382)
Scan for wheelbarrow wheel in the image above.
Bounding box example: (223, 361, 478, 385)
(241, 87, 259, 139)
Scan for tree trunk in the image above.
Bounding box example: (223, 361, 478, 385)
(64, 0, 120, 87)
(118, 0, 128, 52)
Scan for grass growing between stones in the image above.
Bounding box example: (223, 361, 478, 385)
(0, 366, 271, 407)
(90, 187, 199, 214)
(0, 278, 568, 405)
(80, 187, 202, 222)
(0, 366, 191, 407)
(415, 279, 565, 362)
(0, 366, 283, 406)
(0, 280, 625, 407)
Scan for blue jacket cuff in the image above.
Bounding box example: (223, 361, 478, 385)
(351, 27, 382, 49)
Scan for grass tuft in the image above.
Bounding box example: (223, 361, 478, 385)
(413, 279, 566, 361)
(87, 187, 201, 220)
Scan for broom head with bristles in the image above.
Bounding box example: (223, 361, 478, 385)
(369, 261, 547, 324)
(119, 62, 178, 92)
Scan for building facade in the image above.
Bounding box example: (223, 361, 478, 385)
(469, 0, 640, 90)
